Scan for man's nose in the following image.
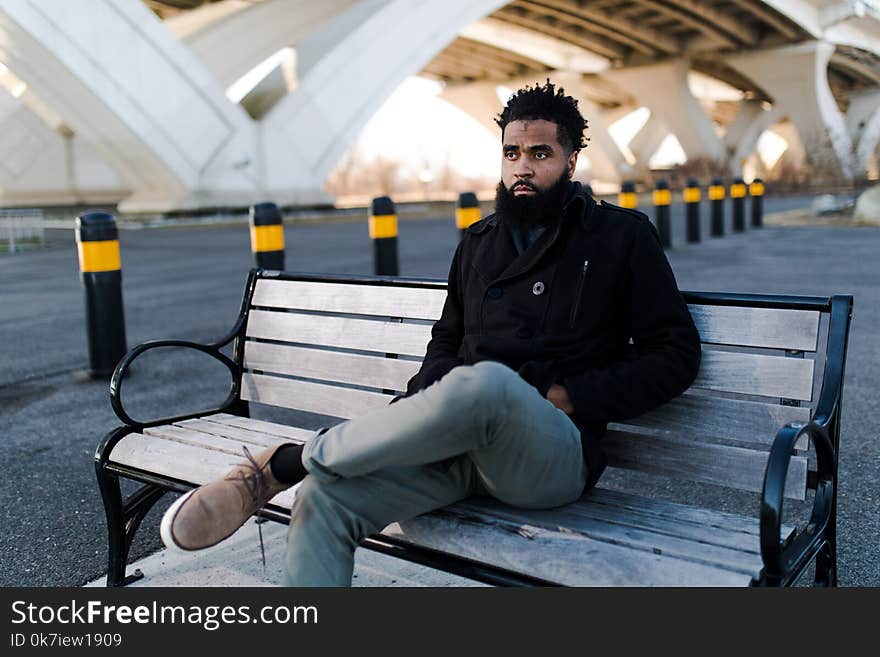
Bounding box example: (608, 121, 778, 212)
(513, 160, 533, 178)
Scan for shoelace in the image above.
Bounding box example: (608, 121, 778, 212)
(238, 445, 268, 572)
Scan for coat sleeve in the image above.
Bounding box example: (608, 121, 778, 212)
(401, 240, 466, 398)
(561, 218, 701, 422)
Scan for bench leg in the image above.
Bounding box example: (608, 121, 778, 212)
(814, 531, 838, 587)
(96, 466, 167, 587)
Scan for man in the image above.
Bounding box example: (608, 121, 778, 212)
(161, 80, 701, 586)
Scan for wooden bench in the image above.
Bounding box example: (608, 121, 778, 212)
(95, 269, 853, 587)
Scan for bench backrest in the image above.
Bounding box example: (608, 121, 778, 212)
(238, 272, 841, 501)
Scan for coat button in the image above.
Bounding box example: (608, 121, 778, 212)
(487, 287, 503, 299)
(516, 328, 534, 339)
(532, 281, 545, 295)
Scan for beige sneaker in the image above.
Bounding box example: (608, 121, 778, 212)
(160, 444, 291, 555)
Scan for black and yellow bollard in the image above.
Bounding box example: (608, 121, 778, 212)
(653, 179, 671, 249)
(731, 177, 747, 233)
(709, 177, 726, 238)
(370, 196, 399, 276)
(76, 211, 127, 379)
(618, 181, 637, 209)
(455, 192, 481, 239)
(750, 178, 765, 228)
(684, 178, 701, 243)
(249, 202, 285, 270)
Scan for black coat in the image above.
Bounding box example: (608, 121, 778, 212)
(404, 182, 701, 484)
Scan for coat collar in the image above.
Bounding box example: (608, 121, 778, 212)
(470, 181, 596, 285)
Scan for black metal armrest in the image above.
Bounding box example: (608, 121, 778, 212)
(760, 420, 835, 581)
(109, 338, 241, 427)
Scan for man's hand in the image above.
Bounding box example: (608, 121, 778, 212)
(546, 383, 574, 415)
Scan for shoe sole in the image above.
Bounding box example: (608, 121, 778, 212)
(159, 489, 200, 555)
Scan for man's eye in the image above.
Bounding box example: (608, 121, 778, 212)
(505, 151, 517, 159)
(535, 152, 548, 160)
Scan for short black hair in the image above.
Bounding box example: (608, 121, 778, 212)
(495, 79, 589, 153)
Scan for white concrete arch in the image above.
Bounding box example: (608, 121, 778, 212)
(761, 0, 880, 54)
(173, 0, 359, 89)
(258, 0, 509, 205)
(628, 116, 669, 176)
(724, 100, 785, 175)
(0, 88, 126, 205)
(0, 0, 257, 211)
(603, 59, 727, 163)
(846, 89, 880, 170)
(728, 41, 856, 179)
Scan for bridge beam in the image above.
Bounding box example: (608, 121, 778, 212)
(173, 0, 359, 89)
(628, 115, 669, 176)
(0, 88, 127, 206)
(846, 90, 880, 173)
(728, 41, 856, 180)
(0, 0, 258, 212)
(547, 71, 630, 183)
(260, 0, 509, 205)
(768, 121, 808, 175)
(603, 59, 727, 163)
(723, 99, 785, 175)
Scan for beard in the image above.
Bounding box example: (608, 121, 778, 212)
(495, 171, 572, 233)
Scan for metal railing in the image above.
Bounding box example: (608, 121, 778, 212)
(0, 208, 44, 253)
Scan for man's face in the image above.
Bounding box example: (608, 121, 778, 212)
(501, 119, 578, 197)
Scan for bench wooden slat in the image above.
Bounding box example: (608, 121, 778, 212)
(604, 430, 807, 500)
(143, 424, 290, 455)
(386, 511, 754, 587)
(246, 309, 432, 357)
(486, 495, 761, 554)
(110, 433, 754, 586)
(587, 487, 771, 536)
(449, 498, 762, 573)
(694, 350, 814, 401)
(252, 278, 447, 320)
(244, 342, 815, 405)
(206, 414, 315, 442)
(585, 488, 795, 544)
(174, 418, 311, 447)
(241, 372, 392, 418)
(244, 341, 421, 391)
(109, 432, 298, 508)
(613, 392, 811, 447)
(150, 415, 804, 548)
(688, 305, 820, 351)
(108, 428, 785, 586)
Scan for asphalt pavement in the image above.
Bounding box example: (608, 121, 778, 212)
(1, 194, 877, 587)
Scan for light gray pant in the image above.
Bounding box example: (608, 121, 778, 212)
(282, 360, 586, 586)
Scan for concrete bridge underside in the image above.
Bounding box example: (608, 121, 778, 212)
(0, 0, 877, 211)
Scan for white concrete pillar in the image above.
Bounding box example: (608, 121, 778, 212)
(174, 0, 359, 89)
(440, 81, 504, 136)
(0, 88, 127, 206)
(603, 60, 726, 162)
(725, 101, 784, 175)
(845, 90, 880, 173)
(628, 116, 668, 175)
(260, 0, 509, 205)
(0, 0, 258, 211)
(550, 71, 630, 183)
(727, 41, 856, 180)
(768, 121, 807, 174)
(572, 101, 629, 184)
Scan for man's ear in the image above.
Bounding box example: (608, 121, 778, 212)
(567, 149, 579, 178)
